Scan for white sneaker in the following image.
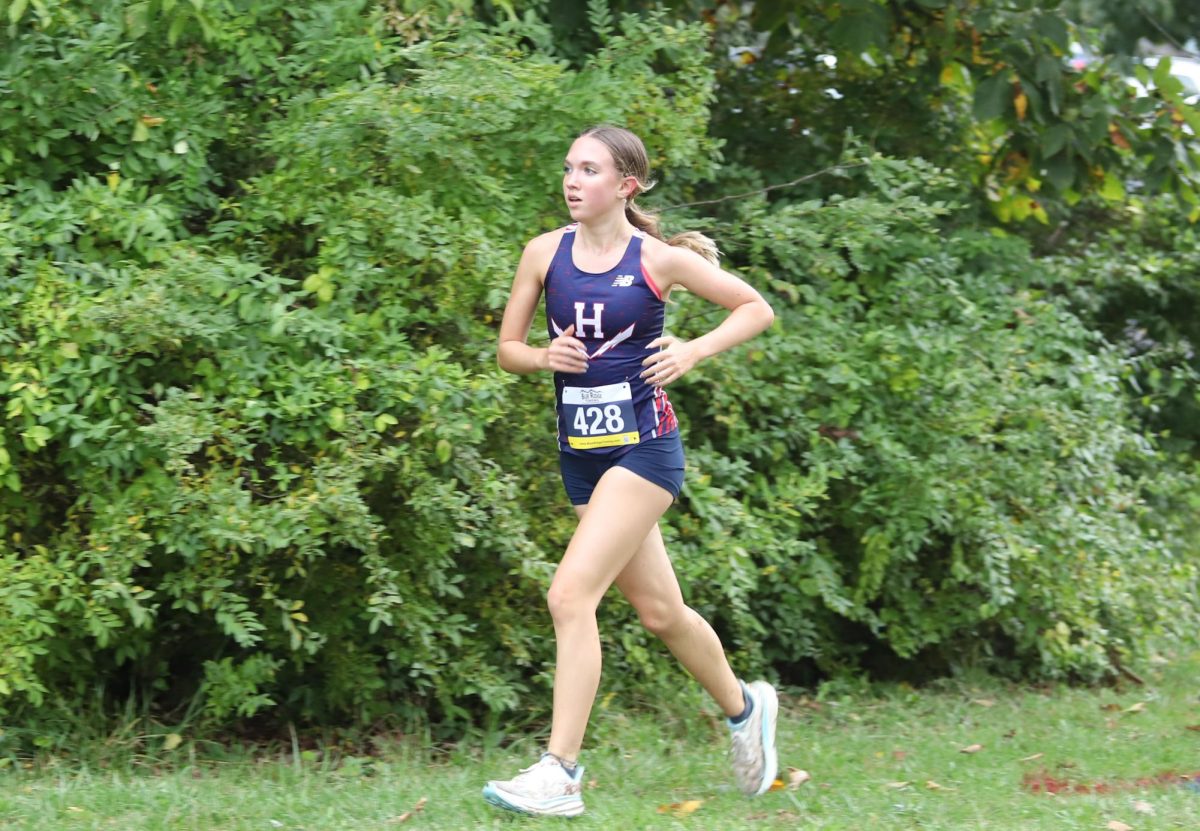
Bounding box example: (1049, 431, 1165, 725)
(482, 753, 585, 817)
(728, 679, 779, 796)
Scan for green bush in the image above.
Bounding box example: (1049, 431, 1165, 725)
(0, 4, 1195, 740)
(664, 156, 1197, 682)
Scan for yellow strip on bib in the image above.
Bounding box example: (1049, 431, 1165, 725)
(567, 431, 640, 450)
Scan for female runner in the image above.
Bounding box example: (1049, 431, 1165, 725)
(483, 125, 778, 818)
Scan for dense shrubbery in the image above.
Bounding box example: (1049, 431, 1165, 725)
(1, 2, 1195, 737)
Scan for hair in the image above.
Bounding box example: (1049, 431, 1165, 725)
(577, 124, 719, 266)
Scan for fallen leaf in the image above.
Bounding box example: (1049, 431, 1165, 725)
(1132, 800, 1154, 815)
(1186, 725, 1200, 732)
(768, 778, 786, 792)
(1106, 821, 1133, 831)
(587, 778, 600, 790)
(925, 780, 956, 791)
(1124, 702, 1146, 714)
(1101, 703, 1121, 712)
(971, 698, 996, 708)
(390, 796, 428, 824)
(961, 743, 984, 754)
(885, 781, 911, 789)
(787, 768, 812, 789)
(657, 799, 703, 817)
(1019, 753, 1044, 762)
(162, 733, 183, 751)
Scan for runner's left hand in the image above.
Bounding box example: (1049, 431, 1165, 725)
(641, 336, 698, 388)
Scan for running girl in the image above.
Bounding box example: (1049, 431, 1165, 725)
(483, 125, 778, 818)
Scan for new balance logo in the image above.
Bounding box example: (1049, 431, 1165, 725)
(611, 275, 635, 287)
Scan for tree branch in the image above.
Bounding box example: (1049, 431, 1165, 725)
(659, 161, 873, 213)
(1137, 6, 1200, 59)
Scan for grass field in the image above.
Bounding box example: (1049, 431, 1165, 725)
(1, 650, 1197, 830)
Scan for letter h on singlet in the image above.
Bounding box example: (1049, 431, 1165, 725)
(575, 302, 605, 339)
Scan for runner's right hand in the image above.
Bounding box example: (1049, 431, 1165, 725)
(546, 324, 589, 374)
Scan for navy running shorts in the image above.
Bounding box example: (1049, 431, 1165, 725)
(558, 432, 685, 506)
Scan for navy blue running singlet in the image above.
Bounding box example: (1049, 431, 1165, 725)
(544, 224, 679, 456)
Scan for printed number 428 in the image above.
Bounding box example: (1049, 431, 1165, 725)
(573, 405, 625, 435)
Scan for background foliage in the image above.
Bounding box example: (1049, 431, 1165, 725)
(1, 0, 1196, 740)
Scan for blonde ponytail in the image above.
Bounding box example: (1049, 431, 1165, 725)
(626, 199, 720, 266)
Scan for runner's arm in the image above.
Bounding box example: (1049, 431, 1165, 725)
(498, 236, 588, 375)
(639, 243, 774, 386)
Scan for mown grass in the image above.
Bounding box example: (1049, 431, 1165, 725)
(1, 650, 1197, 830)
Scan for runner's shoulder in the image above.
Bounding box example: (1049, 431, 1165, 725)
(520, 226, 571, 280)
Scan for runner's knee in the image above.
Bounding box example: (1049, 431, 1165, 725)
(547, 578, 597, 625)
(636, 597, 688, 639)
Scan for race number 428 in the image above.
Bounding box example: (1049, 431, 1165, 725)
(562, 382, 640, 450)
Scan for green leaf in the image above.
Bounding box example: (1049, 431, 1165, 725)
(8, 0, 28, 24)
(1041, 124, 1071, 158)
(974, 72, 1011, 122)
(436, 439, 452, 464)
(132, 120, 150, 142)
(1152, 57, 1173, 90)
(1100, 170, 1126, 202)
(1033, 14, 1068, 49)
(828, 1, 891, 53)
(327, 407, 346, 432)
(752, 0, 790, 31)
(1043, 151, 1074, 191)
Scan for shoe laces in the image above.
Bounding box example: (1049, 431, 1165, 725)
(517, 753, 566, 776)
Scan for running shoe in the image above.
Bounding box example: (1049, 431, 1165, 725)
(482, 753, 586, 817)
(728, 679, 779, 796)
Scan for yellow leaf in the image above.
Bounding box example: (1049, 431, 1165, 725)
(886, 781, 911, 789)
(940, 62, 967, 88)
(1014, 91, 1028, 120)
(1124, 701, 1146, 714)
(291, 612, 309, 623)
(162, 733, 182, 751)
(971, 698, 995, 708)
(961, 743, 984, 754)
(140, 115, 165, 127)
(657, 799, 703, 816)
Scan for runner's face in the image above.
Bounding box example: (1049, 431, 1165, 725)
(563, 136, 632, 221)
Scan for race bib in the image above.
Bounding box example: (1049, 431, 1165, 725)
(563, 382, 640, 450)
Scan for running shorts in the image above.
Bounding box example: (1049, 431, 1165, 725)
(557, 432, 685, 506)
